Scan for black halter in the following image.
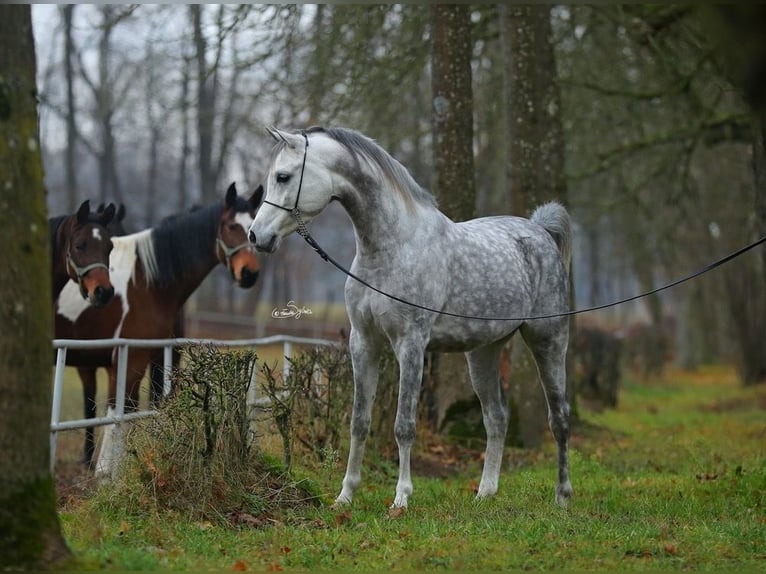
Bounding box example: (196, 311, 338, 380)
(263, 131, 312, 239)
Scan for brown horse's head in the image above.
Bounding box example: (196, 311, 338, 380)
(64, 200, 116, 306)
(215, 183, 263, 288)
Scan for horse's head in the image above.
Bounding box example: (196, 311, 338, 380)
(216, 182, 262, 288)
(248, 127, 336, 253)
(64, 200, 116, 306)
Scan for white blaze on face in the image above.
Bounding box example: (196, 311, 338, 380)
(56, 233, 146, 328)
(92, 227, 103, 241)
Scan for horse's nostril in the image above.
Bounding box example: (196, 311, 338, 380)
(248, 230, 256, 243)
(94, 285, 114, 305)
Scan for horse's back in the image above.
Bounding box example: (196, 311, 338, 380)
(450, 214, 567, 281)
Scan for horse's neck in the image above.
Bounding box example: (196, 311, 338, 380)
(134, 255, 214, 312)
(138, 223, 220, 304)
(50, 225, 68, 299)
(342, 185, 446, 258)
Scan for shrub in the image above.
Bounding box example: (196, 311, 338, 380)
(258, 343, 401, 468)
(100, 345, 319, 523)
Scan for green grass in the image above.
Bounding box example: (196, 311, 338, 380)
(56, 365, 766, 571)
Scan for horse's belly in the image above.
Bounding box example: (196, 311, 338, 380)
(426, 319, 520, 353)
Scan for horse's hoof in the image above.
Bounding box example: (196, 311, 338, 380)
(330, 498, 351, 511)
(555, 482, 573, 507)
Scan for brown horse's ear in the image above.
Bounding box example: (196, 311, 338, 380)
(250, 185, 264, 208)
(99, 203, 116, 226)
(76, 200, 91, 225)
(225, 182, 237, 208)
(115, 204, 126, 222)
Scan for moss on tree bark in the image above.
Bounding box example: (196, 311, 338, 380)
(0, 5, 71, 568)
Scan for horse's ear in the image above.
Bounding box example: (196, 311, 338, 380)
(76, 200, 91, 225)
(225, 182, 238, 208)
(269, 127, 302, 149)
(99, 203, 116, 225)
(250, 185, 264, 208)
(116, 204, 126, 222)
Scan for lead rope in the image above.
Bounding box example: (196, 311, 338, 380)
(265, 131, 766, 321)
(295, 225, 766, 322)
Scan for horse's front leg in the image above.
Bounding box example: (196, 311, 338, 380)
(78, 366, 99, 468)
(391, 336, 426, 509)
(335, 328, 381, 507)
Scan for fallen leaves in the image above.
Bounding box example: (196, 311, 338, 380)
(334, 509, 352, 526)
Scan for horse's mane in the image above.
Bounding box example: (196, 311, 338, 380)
(274, 126, 437, 208)
(129, 203, 224, 287)
(48, 215, 67, 256)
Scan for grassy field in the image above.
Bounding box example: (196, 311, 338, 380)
(54, 364, 765, 571)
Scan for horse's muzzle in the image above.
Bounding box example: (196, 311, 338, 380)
(92, 285, 115, 307)
(251, 232, 277, 253)
(239, 269, 259, 289)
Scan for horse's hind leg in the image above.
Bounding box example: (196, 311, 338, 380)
(335, 328, 381, 507)
(465, 342, 508, 499)
(520, 321, 573, 506)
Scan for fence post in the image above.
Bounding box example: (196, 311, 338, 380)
(106, 344, 129, 478)
(49, 346, 68, 474)
(283, 340, 293, 380)
(163, 344, 173, 397)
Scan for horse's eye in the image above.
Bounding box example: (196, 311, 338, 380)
(276, 173, 291, 184)
(75, 242, 86, 252)
(228, 224, 238, 231)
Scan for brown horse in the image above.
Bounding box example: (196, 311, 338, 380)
(55, 183, 263, 469)
(49, 200, 116, 305)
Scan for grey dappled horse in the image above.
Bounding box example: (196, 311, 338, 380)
(248, 126, 573, 509)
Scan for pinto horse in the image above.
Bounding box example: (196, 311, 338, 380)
(93, 202, 178, 408)
(49, 200, 116, 305)
(249, 127, 573, 508)
(56, 183, 262, 471)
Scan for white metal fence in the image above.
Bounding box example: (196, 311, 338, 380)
(50, 334, 336, 473)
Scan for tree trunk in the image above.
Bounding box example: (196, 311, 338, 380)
(426, 5, 477, 433)
(62, 4, 77, 212)
(504, 5, 567, 212)
(97, 6, 121, 205)
(145, 44, 160, 225)
(0, 5, 71, 568)
(431, 4, 476, 220)
(179, 54, 191, 210)
(501, 4, 572, 446)
(192, 5, 217, 202)
(754, 111, 766, 281)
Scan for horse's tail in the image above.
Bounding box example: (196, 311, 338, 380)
(530, 201, 572, 269)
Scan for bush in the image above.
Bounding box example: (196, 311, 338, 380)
(258, 343, 401, 468)
(100, 345, 319, 523)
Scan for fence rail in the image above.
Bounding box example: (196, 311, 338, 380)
(50, 334, 336, 473)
